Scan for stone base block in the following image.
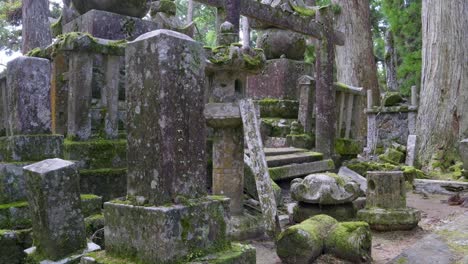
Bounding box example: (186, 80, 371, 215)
(104, 196, 230, 263)
(25, 242, 100, 264)
(247, 58, 312, 100)
(0, 135, 63, 162)
(286, 134, 314, 149)
(63, 10, 161, 40)
(0, 229, 32, 264)
(81, 195, 103, 217)
(80, 168, 127, 201)
(81, 243, 255, 264)
(63, 139, 126, 169)
(0, 162, 31, 203)
(228, 211, 266, 240)
(292, 202, 356, 223)
(357, 207, 421, 231)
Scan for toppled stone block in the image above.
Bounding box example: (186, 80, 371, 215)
(0, 135, 63, 162)
(338, 166, 367, 195)
(291, 173, 360, 204)
(23, 158, 86, 260)
(104, 196, 230, 263)
(277, 215, 372, 263)
(357, 207, 421, 231)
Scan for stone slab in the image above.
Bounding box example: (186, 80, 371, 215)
(247, 58, 312, 100)
(104, 197, 230, 263)
(0, 135, 63, 162)
(266, 152, 323, 167)
(414, 179, 468, 195)
(23, 158, 86, 260)
(63, 10, 161, 40)
(6, 56, 52, 135)
(126, 29, 207, 205)
(268, 159, 335, 181)
(338, 166, 367, 195)
(204, 103, 242, 128)
(357, 207, 421, 231)
(389, 212, 468, 264)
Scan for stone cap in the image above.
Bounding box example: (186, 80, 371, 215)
(205, 45, 266, 74)
(297, 76, 366, 96)
(23, 158, 75, 174)
(204, 103, 242, 128)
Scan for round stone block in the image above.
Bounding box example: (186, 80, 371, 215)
(72, 0, 151, 18)
(256, 28, 306, 60)
(357, 207, 421, 231)
(292, 202, 356, 223)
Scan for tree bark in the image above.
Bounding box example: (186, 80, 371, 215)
(22, 0, 52, 54)
(331, 0, 380, 141)
(416, 0, 468, 169)
(385, 30, 398, 92)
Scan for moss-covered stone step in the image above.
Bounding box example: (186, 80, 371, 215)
(80, 168, 127, 201)
(0, 229, 32, 264)
(266, 152, 324, 168)
(264, 147, 307, 156)
(256, 98, 299, 119)
(261, 118, 297, 137)
(0, 194, 102, 229)
(63, 139, 126, 169)
(269, 159, 335, 181)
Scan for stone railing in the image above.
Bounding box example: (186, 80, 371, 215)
(297, 75, 366, 140)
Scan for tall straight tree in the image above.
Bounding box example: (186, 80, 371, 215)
(416, 0, 468, 169)
(331, 0, 380, 140)
(21, 0, 52, 54)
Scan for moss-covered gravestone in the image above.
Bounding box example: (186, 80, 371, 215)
(100, 30, 254, 264)
(358, 171, 421, 231)
(23, 158, 87, 261)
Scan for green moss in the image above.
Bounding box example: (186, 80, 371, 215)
(85, 214, 104, 235)
(292, 5, 316, 17)
(382, 92, 404, 107)
(325, 221, 371, 262)
(242, 53, 264, 71)
(51, 15, 62, 37)
(63, 138, 126, 169)
(378, 148, 405, 165)
(86, 251, 141, 264)
(80, 194, 100, 200)
(325, 173, 346, 187)
(0, 200, 28, 210)
(26, 48, 49, 59)
(335, 138, 361, 155)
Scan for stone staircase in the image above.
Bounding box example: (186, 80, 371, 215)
(264, 147, 335, 182)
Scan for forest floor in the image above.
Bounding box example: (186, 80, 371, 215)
(248, 192, 468, 264)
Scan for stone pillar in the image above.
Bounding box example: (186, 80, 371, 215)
(406, 135, 417, 166)
(6, 56, 51, 136)
(103, 55, 120, 139)
(23, 158, 86, 260)
(298, 75, 314, 134)
(67, 52, 93, 140)
(358, 171, 421, 231)
(212, 127, 244, 214)
(126, 30, 207, 206)
(460, 139, 468, 173)
(315, 8, 336, 158)
(51, 53, 69, 135)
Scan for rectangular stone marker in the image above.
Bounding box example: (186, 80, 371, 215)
(126, 29, 207, 206)
(6, 56, 51, 135)
(23, 158, 86, 260)
(460, 139, 468, 171)
(405, 135, 417, 166)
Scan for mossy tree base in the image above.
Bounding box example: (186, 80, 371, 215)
(104, 196, 231, 263)
(357, 207, 421, 231)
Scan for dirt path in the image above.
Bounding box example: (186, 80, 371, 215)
(251, 192, 467, 264)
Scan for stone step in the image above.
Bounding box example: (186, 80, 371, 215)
(266, 152, 323, 167)
(263, 147, 308, 156)
(269, 159, 335, 181)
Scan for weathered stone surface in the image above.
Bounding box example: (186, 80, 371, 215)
(357, 207, 421, 231)
(414, 179, 468, 195)
(324, 221, 372, 263)
(291, 173, 360, 205)
(204, 103, 242, 128)
(104, 197, 230, 263)
(0, 162, 29, 203)
(268, 159, 335, 181)
(286, 133, 315, 149)
(81, 194, 102, 217)
(63, 139, 126, 169)
(297, 75, 314, 133)
(212, 127, 244, 214)
(64, 10, 160, 40)
(266, 151, 323, 167)
(366, 171, 406, 209)
(228, 211, 266, 241)
(23, 158, 86, 260)
(379, 148, 405, 165)
(406, 135, 418, 166)
(6, 56, 51, 135)
(247, 58, 312, 100)
(79, 168, 127, 201)
(256, 99, 299, 119)
(256, 28, 306, 60)
(382, 92, 404, 106)
(0, 229, 32, 264)
(368, 110, 412, 148)
(0, 135, 63, 162)
(338, 166, 367, 195)
(0, 201, 30, 229)
(460, 139, 468, 171)
(244, 160, 283, 206)
(292, 202, 356, 223)
(0, 73, 6, 137)
(72, 0, 151, 18)
(126, 29, 207, 205)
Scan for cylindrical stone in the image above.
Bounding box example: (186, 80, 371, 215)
(23, 158, 86, 260)
(6, 56, 52, 136)
(366, 171, 406, 209)
(126, 30, 207, 206)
